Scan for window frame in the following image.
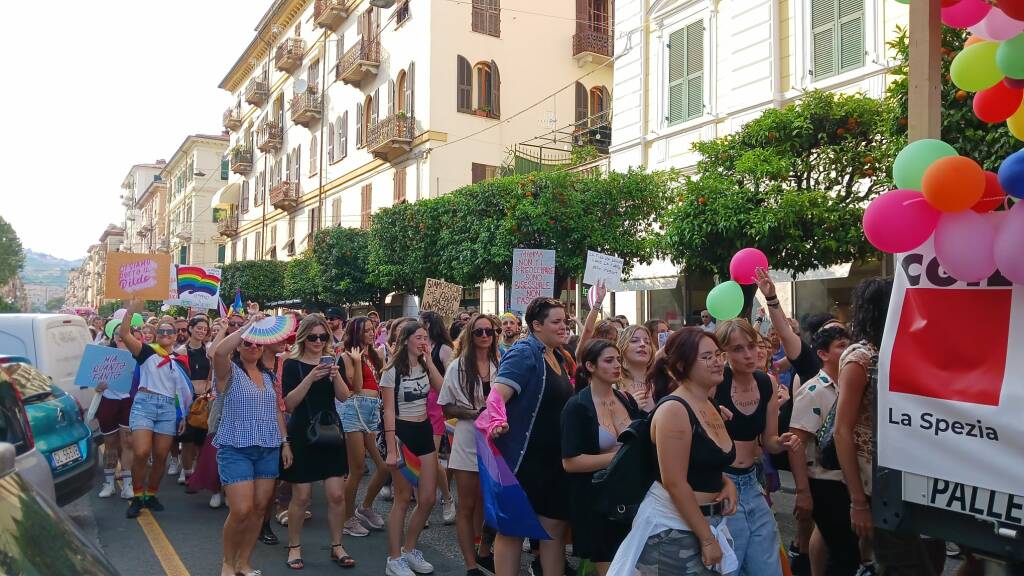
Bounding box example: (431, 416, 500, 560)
(797, 0, 879, 89)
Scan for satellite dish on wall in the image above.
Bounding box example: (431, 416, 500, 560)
(293, 79, 308, 93)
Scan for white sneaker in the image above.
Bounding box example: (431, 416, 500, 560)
(98, 479, 116, 498)
(386, 556, 415, 576)
(401, 548, 434, 574)
(355, 506, 385, 530)
(120, 478, 134, 500)
(381, 484, 393, 501)
(167, 457, 180, 476)
(441, 497, 456, 525)
(209, 492, 223, 508)
(177, 468, 187, 485)
(343, 516, 369, 537)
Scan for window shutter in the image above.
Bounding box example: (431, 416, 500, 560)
(389, 79, 396, 116)
(406, 62, 415, 116)
(356, 103, 363, 146)
(336, 34, 344, 63)
(457, 55, 472, 113)
(472, 0, 484, 33)
(332, 198, 341, 226)
(488, 0, 500, 36)
(394, 167, 406, 204)
(372, 88, 380, 127)
(667, 28, 686, 125)
(685, 20, 704, 121)
(472, 162, 486, 183)
(310, 136, 318, 174)
(490, 60, 500, 117)
(328, 122, 335, 162)
(294, 147, 301, 182)
(341, 111, 348, 156)
(576, 0, 587, 34)
(242, 181, 250, 212)
(575, 82, 588, 124)
(220, 157, 229, 180)
(811, 0, 837, 80)
(837, 0, 865, 73)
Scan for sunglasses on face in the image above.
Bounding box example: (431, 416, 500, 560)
(306, 334, 331, 343)
(156, 328, 176, 336)
(177, 328, 188, 333)
(228, 322, 244, 328)
(473, 328, 496, 337)
(241, 340, 263, 348)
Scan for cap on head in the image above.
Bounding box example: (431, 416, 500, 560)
(325, 307, 347, 322)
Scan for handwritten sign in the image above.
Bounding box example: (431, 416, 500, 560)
(510, 249, 556, 313)
(104, 252, 171, 300)
(420, 278, 463, 320)
(175, 265, 223, 310)
(74, 344, 136, 394)
(583, 250, 623, 291)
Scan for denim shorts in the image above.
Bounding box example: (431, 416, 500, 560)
(337, 395, 381, 433)
(129, 392, 178, 436)
(216, 445, 281, 486)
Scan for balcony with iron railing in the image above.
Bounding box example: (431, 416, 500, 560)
(314, 0, 352, 29)
(269, 180, 299, 211)
(244, 76, 269, 107)
(337, 39, 380, 85)
(367, 113, 416, 161)
(256, 121, 283, 153)
(230, 145, 253, 175)
(572, 27, 614, 65)
(216, 207, 239, 237)
(290, 87, 322, 127)
(275, 38, 305, 74)
(172, 221, 192, 241)
(223, 107, 242, 131)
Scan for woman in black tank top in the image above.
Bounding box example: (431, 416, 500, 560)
(714, 319, 802, 576)
(177, 317, 212, 483)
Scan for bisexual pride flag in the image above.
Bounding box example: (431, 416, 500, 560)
(474, 428, 550, 540)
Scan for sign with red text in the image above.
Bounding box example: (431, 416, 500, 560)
(104, 252, 172, 301)
(510, 249, 555, 313)
(877, 237, 1024, 498)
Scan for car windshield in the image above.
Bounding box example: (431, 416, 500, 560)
(2, 364, 52, 400)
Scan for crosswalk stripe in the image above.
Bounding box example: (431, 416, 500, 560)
(136, 509, 191, 576)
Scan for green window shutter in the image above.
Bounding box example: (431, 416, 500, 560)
(685, 20, 704, 121)
(811, 0, 837, 80)
(220, 157, 229, 180)
(217, 244, 226, 265)
(837, 0, 865, 73)
(667, 28, 687, 125)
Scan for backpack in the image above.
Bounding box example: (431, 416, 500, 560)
(591, 395, 685, 525)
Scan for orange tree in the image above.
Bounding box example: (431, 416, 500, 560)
(220, 260, 287, 309)
(310, 226, 381, 308)
(662, 90, 894, 279)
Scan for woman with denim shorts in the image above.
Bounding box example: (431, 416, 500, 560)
(338, 316, 389, 537)
(119, 300, 192, 519)
(211, 309, 292, 576)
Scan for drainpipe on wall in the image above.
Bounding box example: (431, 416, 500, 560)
(318, 28, 328, 231)
(771, 0, 785, 109)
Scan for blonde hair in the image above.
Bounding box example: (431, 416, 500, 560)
(289, 313, 334, 359)
(617, 325, 654, 382)
(715, 318, 759, 349)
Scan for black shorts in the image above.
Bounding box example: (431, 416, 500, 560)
(177, 423, 208, 446)
(809, 477, 861, 575)
(395, 418, 436, 457)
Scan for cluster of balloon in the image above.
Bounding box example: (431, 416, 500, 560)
(938, 0, 1024, 138)
(863, 139, 1024, 283)
(706, 248, 769, 320)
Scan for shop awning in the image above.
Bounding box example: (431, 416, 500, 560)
(211, 182, 241, 207)
(621, 276, 679, 291)
(769, 263, 852, 283)
(620, 258, 680, 291)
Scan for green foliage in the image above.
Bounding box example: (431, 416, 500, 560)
(284, 249, 324, 308)
(884, 26, 1020, 170)
(0, 216, 25, 287)
(663, 91, 890, 278)
(368, 201, 443, 294)
(44, 296, 65, 311)
(312, 226, 379, 307)
(220, 260, 286, 308)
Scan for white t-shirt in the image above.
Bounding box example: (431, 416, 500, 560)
(134, 344, 182, 398)
(379, 364, 431, 418)
(789, 370, 843, 482)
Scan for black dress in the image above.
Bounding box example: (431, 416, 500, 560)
(279, 359, 348, 483)
(515, 352, 574, 521)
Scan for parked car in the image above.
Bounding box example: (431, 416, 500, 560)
(0, 442, 119, 575)
(0, 313, 93, 405)
(0, 361, 55, 501)
(1, 357, 97, 506)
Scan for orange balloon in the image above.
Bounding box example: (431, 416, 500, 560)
(965, 35, 986, 47)
(921, 156, 986, 212)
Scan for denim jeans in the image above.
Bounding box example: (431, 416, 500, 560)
(128, 391, 178, 436)
(725, 469, 782, 576)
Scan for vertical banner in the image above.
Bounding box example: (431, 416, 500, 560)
(877, 238, 1024, 499)
(104, 253, 172, 301)
(419, 278, 464, 320)
(583, 250, 624, 291)
(510, 249, 556, 313)
(175, 266, 223, 310)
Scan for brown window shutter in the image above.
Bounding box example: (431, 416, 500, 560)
(372, 88, 380, 127)
(575, 81, 588, 124)
(341, 111, 348, 157)
(394, 167, 407, 204)
(389, 79, 396, 116)
(457, 56, 472, 113)
(328, 122, 335, 162)
(490, 60, 500, 117)
(488, 0, 500, 36)
(356, 103, 363, 146)
(472, 162, 485, 183)
(406, 62, 415, 116)
(332, 198, 341, 226)
(472, 1, 484, 33)
(576, 0, 588, 34)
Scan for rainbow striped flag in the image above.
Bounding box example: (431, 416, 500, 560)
(398, 443, 421, 487)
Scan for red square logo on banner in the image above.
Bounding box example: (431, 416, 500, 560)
(889, 288, 1011, 406)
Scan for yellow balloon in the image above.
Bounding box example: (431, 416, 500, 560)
(1010, 103, 1024, 142)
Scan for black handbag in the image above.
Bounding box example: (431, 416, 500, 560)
(816, 399, 841, 470)
(298, 364, 345, 447)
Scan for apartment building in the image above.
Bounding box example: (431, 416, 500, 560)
(607, 0, 907, 326)
(213, 0, 614, 281)
(163, 134, 231, 267)
(134, 179, 169, 255)
(119, 161, 166, 253)
(65, 225, 125, 309)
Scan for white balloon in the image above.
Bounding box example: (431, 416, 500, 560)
(980, 7, 1024, 41)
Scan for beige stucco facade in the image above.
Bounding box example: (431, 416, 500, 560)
(163, 134, 231, 267)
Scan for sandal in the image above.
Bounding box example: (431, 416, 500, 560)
(275, 510, 289, 527)
(330, 544, 356, 568)
(285, 545, 304, 570)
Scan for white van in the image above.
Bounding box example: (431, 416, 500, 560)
(0, 315, 92, 403)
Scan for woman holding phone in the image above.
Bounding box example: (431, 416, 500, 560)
(280, 314, 354, 569)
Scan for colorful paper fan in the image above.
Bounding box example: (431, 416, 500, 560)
(241, 315, 298, 345)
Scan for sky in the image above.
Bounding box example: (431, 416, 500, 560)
(0, 1, 266, 260)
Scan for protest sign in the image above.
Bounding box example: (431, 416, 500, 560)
(510, 249, 556, 313)
(104, 252, 171, 300)
(74, 344, 136, 394)
(175, 265, 223, 310)
(420, 278, 463, 320)
(583, 250, 623, 291)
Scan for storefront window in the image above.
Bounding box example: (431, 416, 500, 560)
(793, 258, 885, 325)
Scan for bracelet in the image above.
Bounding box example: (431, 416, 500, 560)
(767, 303, 781, 309)
(850, 502, 870, 511)
(765, 296, 779, 303)
(384, 428, 396, 433)
(701, 539, 716, 548)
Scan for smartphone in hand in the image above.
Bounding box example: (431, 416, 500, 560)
(320, 355, 335, 367)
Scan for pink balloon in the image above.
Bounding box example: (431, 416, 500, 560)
(934, 211, 997, 282)
(994, 202, 1024, 283)
(980, 7, 1024, 40)
(729, 248, 770, 284)
(943, 0, 993, 28)
(863, 190, 942, 253)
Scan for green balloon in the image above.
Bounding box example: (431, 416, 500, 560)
(707, 281, 744, 321)
(892, 139, 958, 190)
(950, 41, 1002, 92)
(997, 33, 1024, 81)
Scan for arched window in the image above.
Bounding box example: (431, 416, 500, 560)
(396, 70, 407, 115)
(363, 95, 373, 146)
(590, 85, 610, 125)
(475, 62, 491, 112)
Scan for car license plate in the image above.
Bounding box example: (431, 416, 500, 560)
(903, 473, 1024, 527)
(52, 444, 82, 468)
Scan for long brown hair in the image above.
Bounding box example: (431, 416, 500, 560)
(344, 316, 383, 371)
(453, 314, 499, 408)
(646, 327, 721, 401)
(382, 321, 425, 377)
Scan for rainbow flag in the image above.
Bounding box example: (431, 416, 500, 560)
(474, 428, 550, 539)
(230, 288, 245, 316)
(177, 266, 220, 296)
(399, 443, 421, 487)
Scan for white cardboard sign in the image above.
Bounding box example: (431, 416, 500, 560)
(583, 250, 623, 291)
(510, 249, 556, 313)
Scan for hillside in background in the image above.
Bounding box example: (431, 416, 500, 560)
(21, 250, 82, 287)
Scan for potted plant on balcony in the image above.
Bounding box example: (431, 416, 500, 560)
(474, 104, 491, 118)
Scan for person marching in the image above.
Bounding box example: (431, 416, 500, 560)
(497, 313, 521, 356)
(96, 317, 140, 500)
(417, 310, 457, 524)
(176, 316, 212, 486)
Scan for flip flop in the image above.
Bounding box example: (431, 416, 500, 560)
(330, 544, 356, 569)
